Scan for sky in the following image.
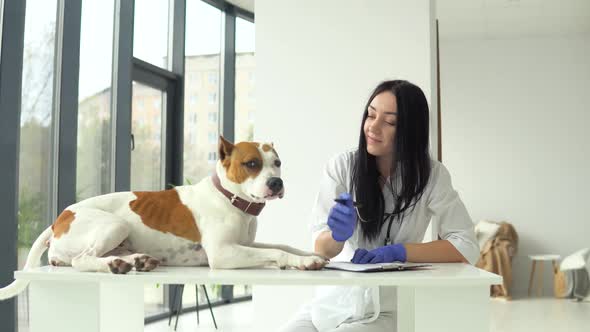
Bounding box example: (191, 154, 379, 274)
(22, 0, 255, 101)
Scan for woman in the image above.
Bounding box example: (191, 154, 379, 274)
(280, 80, 480, 332)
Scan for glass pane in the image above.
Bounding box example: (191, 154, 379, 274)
(234, 17, 255, 143)
(183, 0, 221, 185)
(145, 284, 166, 317)
(76, 0, 114, 201)
(130, 82, 164, 191)
(133, 0, 170, 69)
(201, 285, 222, 303)
(18, 0, 57, 331)
(180, 285, 197, 308)
(233, 284, 253, 298)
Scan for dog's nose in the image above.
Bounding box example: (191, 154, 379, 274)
(267, 177, 283, 194)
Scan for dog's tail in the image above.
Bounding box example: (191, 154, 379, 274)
(0, 226, 52, 301)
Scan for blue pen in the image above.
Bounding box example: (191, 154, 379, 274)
(333, 198, 368, 222)
(333, 198, 362, 208)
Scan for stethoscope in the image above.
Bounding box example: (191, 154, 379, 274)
(352, 178, 399, 246)
(354, 208, 398, 246)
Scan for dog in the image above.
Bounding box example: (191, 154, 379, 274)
(0, 136, 328, 300)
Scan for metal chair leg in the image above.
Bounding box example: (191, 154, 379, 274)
(195, 284, 200, 324)
(202, 285, 218, 329)
(168, 285, 179, 326)
(174, 285, 185, 331)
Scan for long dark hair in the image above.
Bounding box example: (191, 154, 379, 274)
(351, 80, 432, 242)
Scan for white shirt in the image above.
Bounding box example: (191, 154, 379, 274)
(307, 150, 479, 330)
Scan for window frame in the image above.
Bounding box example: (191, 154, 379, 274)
(0, 0, 254, 329)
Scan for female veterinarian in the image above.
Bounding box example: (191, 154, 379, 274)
(280, 80, 480, 332)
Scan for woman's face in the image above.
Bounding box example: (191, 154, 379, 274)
(364, 91, 397, 157)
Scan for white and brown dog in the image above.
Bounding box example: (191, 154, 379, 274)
(0, 137, 328, 300)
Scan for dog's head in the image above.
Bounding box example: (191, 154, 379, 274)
(217, 136, 284, 203)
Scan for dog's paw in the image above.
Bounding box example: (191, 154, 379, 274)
(108, 258, 133, 274)
(134, 255, 160, 272)
(296, 255, 329, 270)
(50, 259, 67, 267)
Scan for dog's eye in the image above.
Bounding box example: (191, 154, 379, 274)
(274, 160, 281, 168)
(244, 160, 259, 169)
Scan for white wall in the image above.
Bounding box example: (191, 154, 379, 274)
(252, 0, 436, 329)
(440, 35, 590, 296)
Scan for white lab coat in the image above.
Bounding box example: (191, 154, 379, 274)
(307, 150, 480, 331)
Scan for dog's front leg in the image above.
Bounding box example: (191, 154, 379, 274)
(250, 242, 327, 259)
(205, 244, 327, 270)
(245, 220, 327, 259)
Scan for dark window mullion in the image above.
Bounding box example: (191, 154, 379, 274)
(218, 3, 236, 300)
(111, 0, 135, 192)
(220, 7, 236, 142)
(131, 62, 175, 91)
(234, 5, 253, 22)
(133, 57, 178, 83)
(0, 1, 26, 331)
(167, 0, 184, 188)
(201, 0, 253, 22)
(53, 0, 82, 215)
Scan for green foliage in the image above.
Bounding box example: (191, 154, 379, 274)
(17, 189, 47, 248)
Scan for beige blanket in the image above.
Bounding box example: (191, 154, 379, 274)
(475, 221, 519, 298)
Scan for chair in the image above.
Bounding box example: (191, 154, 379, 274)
(527, 254, 561, 296)
(559, 248, 590, 301)
(167, 284, 218, 330)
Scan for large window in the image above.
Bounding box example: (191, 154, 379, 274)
(234, 17, 255, 142)
(76, 0, 114, 201)
(17, 1, 58, 331)
(1, 1, 255, 329)
(183, 0, 222, 184)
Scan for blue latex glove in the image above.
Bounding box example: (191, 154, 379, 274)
(327, 193, 356, 242)
(351, 244, 407, 264)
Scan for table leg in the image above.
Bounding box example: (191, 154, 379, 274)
(397, 285, 490, 332)
(29, 280, 144, 332)
(528, 260, 536, 296)
(552, 260, 559, 298)
(538, 261, 544, 296)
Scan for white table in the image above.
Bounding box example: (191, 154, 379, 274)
(15, 263, 501, 332)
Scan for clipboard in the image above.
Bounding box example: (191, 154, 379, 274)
(324, 261, 431, 272)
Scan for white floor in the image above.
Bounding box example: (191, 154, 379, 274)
(490, 297, 590, 332)
(145, 297, 590, 332)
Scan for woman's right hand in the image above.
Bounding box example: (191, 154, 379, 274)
(327, 193, 357, 242)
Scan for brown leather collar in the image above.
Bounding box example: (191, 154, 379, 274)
(211, 173, 266, 216)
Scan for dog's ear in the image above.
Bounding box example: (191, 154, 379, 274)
(218, 136, 234, 161)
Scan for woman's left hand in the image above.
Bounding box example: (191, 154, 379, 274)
(351, 244, 407, 264)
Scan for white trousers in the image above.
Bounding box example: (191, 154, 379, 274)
(279, 308, 396, 332)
